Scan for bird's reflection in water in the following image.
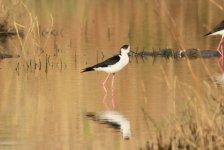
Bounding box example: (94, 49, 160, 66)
(212, 58, 224, 87)
(86, 111, 131, 140)
(212, 57, 224, 86)
(211, 73, 224, 87)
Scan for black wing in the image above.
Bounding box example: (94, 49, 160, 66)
(204, 20, 224, 36)
(92, 55, 120, 68)
(81, 55, 120, 73)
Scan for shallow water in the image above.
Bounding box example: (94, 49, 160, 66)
(0, 0, 224, 149)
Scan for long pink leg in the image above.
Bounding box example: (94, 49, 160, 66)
(221, 39, 224, 57)
(102, 74, 110, 109)
(221, 44, 223, 59)
(111, 73, 115, 109)
(221, 42, 224, 66)
(218, 57, 224, 73)
(217, 37, 224, 56)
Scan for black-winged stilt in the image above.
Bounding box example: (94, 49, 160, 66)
(204, 20, 224, 57)
(81, 45, 134, 109)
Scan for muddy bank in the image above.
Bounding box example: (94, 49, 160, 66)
(0, 54, 19, 59)
(133, 49, 220, 59)
(0, 22, 22, 40)
(0, 21, 21, 59)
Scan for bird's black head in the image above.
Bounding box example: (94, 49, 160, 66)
(121, 45, 129, 49)
(120, 44, 130, 55)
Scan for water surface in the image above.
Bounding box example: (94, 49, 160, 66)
(0, 0, 224, 149)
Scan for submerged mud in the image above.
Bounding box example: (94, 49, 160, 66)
(133, 48, 220, 59)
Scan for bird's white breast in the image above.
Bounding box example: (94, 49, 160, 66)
(210, 29, 224, 36)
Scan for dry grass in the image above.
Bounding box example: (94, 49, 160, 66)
(208, 0, 224, 12)
(0, 0, 67, 74)
(141, 76, 224, 149)
(136, 1, 224, 149)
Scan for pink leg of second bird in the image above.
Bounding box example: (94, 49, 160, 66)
(221, 38, 224, 57)
(217, 37, 224, 57)
(218, 41, 224, 72)
(102, 74, 110, 110)
(111, 74, 115, 109)
(218, 57, 224, 73)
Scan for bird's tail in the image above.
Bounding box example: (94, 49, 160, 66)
(203, 32, 212, 36)
(81, 67, 94, 73)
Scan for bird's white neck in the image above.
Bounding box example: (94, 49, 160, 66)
(120, 50, 129, 56)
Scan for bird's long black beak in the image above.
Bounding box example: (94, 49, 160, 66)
(131, 50, 137, 54)
(129, 50, 137, 55)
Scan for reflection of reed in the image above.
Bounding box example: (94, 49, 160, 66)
(15, 53, 66, 75)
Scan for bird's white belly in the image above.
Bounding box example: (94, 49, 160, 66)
(210, 30, 224, 36)
(96, 55, 129, 73)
